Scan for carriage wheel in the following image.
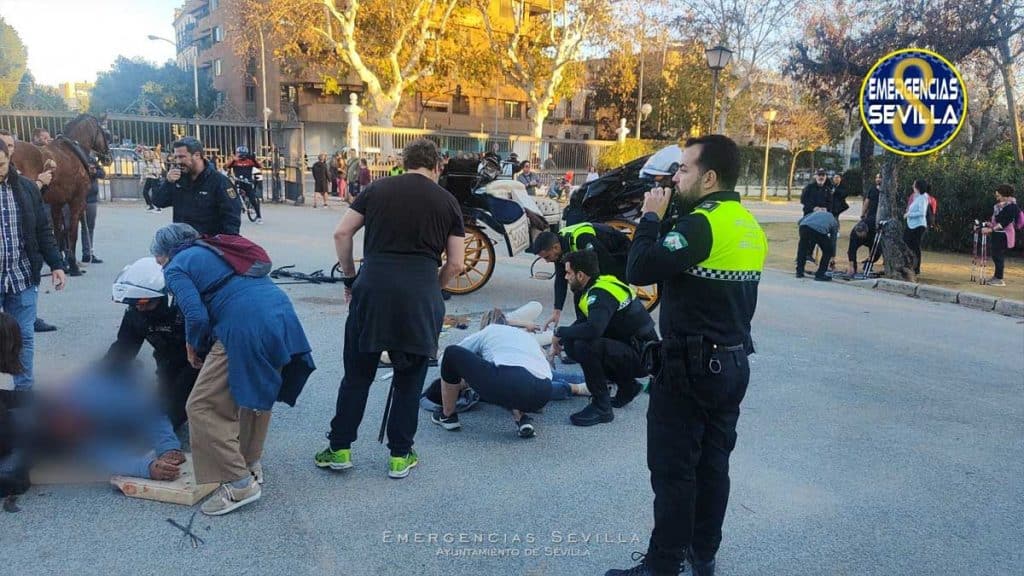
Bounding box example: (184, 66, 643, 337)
(444, 226, 495, 295)
(604, 219, 661, 312)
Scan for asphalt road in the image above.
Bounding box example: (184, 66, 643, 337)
(3, 201, 1021, 576)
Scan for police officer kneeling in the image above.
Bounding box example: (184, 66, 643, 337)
(103, 257, 200, 430)
(550, 250, 657, 427)
(607, 135, 767, 576)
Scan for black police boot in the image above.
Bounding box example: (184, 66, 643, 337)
(605, 552, 675, 576)
(691, 558, 715, 576)
(611, 379, 643, 408)
(34, 318, 57, 333)
(570, 399, 613, 427)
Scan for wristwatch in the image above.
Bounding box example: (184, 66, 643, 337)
(342, 274, 358, 288)
(642, 212, 660, 223)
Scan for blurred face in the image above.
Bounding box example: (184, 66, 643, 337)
(815, 173, 826, 185)
(833, 175, 841, 185)
(875, 174, 882, 186)
(134, 299, 160, 312)
(0, 149, 9, 179)
(155, 254, 169, 267)
(522, 162, 531, 173)
(672, 144, 710, 205)
(33, 131, 51, 145)
(995, 191, 1005, 202)
(172, 145, 202, 174)
(539, 242, 562, 264)
(564, 262, 588, 292)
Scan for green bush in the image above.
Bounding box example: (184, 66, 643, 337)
(898, 150, 1022, 252)
(596, 140, 659, 171)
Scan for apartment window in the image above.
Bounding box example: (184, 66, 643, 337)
(214, 59, 222, 76)
(423, 99, 449, 114)
(503, 100, 522, 120)
(452, 93, 470, 115)
(564, 131, 572, 139)
(245, 85, 256, 103)
(213, 26, 223, 43)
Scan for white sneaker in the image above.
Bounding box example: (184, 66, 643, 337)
(155, 207, 162, 213)
(200, 479, 261, 516)
(146, 207, 155, 212)
(255, 218, 263, 224)
(986, 278, 1006, 287)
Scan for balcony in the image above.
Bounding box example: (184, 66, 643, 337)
(297, 102, 348, 123)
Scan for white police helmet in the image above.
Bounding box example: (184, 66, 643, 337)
(112, 257, 167, 304)
(640, 145, 683, 178)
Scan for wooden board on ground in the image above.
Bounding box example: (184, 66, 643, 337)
(111, 454, 217, 506)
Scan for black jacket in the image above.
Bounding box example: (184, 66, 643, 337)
(9, 174, 65, 285)
(152, 162, 240, 235)
(103, 301, 195, 382)
(800, 182, 832, 215)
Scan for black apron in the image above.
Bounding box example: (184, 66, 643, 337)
(349, 254, 445, 358)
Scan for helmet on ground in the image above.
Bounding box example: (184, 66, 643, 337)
(640, 145, 683, 178)
(236, 145, 250, 156)
(112, 257, 167, 305)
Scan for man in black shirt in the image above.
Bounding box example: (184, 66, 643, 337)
(848, 173, 883, 275)
(800, 168, 831, 215)
(551, 250, 656, 427)
(317, 138, 465, 480)
(152, 137, 240, 235)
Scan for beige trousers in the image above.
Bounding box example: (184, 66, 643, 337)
(187, 341, 272, 484)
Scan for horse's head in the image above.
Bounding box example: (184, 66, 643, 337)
(65, 114, 112, 164)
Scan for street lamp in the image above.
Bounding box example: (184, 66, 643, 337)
(760, 108, 778, 201)
(148, 34, 200, 139)
(257, 25, 270, 155)
(705, 44, 733, 133)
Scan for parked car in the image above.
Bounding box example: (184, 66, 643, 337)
(106, 147, 143, 176)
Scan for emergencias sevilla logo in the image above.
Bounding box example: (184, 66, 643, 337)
(859, 48, 968, 156)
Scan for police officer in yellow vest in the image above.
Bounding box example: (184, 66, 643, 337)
(528, 222, 631, 331)
(549, 250, 657, 426)
(607, 135, 767, 576)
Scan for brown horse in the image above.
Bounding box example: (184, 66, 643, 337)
(12, 114, 112, 276)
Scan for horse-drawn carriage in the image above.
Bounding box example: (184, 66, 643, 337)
(437, 156, 561, 294)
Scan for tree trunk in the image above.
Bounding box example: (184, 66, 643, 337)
(373, 97, 399, 157)
(787, 148, 805, 201)
(996, 39, 1024, 164)
(859, 126, 874, 196)
(877, 154, 916, 281)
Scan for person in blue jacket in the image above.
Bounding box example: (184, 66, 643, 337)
(150, 223, 315, 516)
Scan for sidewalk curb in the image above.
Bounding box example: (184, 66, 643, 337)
(842, 277, 1024, 317)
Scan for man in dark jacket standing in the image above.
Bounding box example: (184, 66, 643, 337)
(0, 139, 67, 393)
(311, 153, 330, 208)
(152, 137, 240, 235)
(800, 168, 832, 215)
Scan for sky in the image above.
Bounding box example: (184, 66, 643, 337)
(2, 0, 181, 86)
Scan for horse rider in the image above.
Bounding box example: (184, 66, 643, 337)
(224, 146, 264, 224)
(529, 221, 632, 331)
(549, 250, 657, 427)
(607, 135, 767, 576)
(153, 137, 241, 235)
(102, 257, 199, 430)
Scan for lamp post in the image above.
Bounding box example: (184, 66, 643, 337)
(148, 34, 200, 139)
(257, 25, 270, 155)
(704, 45, 733, 134)
(760, 108, 778, 201)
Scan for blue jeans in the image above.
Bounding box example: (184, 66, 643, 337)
(1, 286, 38, 389)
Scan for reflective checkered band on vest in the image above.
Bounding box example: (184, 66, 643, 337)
(686, 266, 762, 282)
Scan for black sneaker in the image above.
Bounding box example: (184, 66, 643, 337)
(611, 380, 642, 408)
(516, 414, 535, 438)
(570, 402, 614, 427)
(814, 274, 832, 282)
(82, 255, 103, 264)
(34, 318, 57, 333)
(430, 409, 461, 431)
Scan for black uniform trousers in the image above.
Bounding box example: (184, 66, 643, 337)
(328, 311, 429, 457)
(160, 367, 199, 430)
(797, 226, 833, 278)
(562, 336, 646, 409)
(646, 344, 749, 574)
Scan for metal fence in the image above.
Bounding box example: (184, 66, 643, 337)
(0, 109, 261, 176)
(358, 126, 617, 186)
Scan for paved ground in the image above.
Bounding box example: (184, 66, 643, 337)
(3, 201, 1022, 576)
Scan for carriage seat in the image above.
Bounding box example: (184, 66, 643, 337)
(484, 180, 561, 226)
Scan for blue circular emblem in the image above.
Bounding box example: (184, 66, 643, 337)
(859, 49, 968, 156)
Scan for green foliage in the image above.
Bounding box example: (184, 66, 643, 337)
(0, 17, 28, 107)
(89, 57, 216, 118)
(596, 140, 658, 171)
(899, 149, 1022, 252)
(10, 71, 67, 111)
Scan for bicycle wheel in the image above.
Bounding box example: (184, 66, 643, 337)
(246, 198, 258, 222)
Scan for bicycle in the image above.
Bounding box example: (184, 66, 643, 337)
(228, 174, 260, 223)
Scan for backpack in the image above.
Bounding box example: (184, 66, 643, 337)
(196, 234, 272, 278)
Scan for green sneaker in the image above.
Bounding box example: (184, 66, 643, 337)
(388, 450, 418, 479)
(315, 447, 353, 470)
